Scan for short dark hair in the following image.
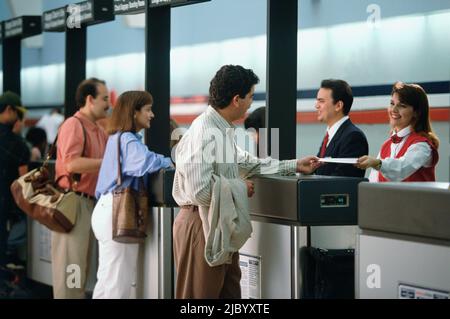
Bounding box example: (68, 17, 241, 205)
(244, 106, 266, 130)
(75, 77, 106, 108)
(320, 79, 353, 115)
(208, 65, 259, 109)
(26, 127, 47, 147)
(107, 91, 153, 135)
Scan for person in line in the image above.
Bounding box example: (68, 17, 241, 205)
(356, 82, 439, 181)
(36, 108, 64, 146)
(12, 105, 27, 137)
(52, 78, 110, 299)
(26, 127, 48, 162)
(92, 91, 173, 299)
(244, 106, 266, 156)
(172, 65, 320, 299)
(0, 92, 30, 296)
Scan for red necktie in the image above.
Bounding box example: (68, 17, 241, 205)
(391, 134, 403, 144)
(319, 132, 329, 157)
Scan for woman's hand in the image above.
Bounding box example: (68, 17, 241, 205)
(356, 155, 381, 170)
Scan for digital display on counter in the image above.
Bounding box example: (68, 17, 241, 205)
(320, 194, 349, 208)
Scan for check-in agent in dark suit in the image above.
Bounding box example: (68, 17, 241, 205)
(313, 79, 368, 178)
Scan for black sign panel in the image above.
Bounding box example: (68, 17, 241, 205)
(114, 0, 146, 14)
(114, 0, 210, 14)
(148, 0, 210, 8)
(43, 0, 114, 32)
(3, 16, 42, 39)
(72, 0, 115, 26)
(43, 7, 67, 32)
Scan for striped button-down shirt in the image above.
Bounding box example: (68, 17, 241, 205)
(172, 106, 297, 207)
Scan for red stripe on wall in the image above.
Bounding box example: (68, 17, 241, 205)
(24, 107, 449, 127)
(172, 107, 450, 125)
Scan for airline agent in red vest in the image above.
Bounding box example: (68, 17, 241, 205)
(356, 82, 439, 182)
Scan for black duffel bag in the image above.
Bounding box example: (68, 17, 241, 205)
(300, 247, 355, 299)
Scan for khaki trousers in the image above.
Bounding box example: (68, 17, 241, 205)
(173, 206, 241, 299)
(51, 196, 95, 299)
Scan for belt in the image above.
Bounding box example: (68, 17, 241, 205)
(74, 191, 96, 202)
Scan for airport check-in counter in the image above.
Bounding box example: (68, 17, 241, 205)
(240, 174, 365, 298)
(140, 168, 177, 298)
(357, 182, 450, 299)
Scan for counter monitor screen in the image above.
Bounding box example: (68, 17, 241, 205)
(320, 194, 349, 208)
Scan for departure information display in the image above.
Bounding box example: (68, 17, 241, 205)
(149, 0, 210, 8)
(3, 16, 42, 39)
(114, 0, 146, 14)
(43, 7, 66, 32)
(43, 0, 114, 32)
(114, 0, 210, 14)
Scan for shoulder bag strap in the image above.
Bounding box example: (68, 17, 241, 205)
(116, 132, 145, 190)
(71, 116, 87, 183)
(117, 132, 123, 186)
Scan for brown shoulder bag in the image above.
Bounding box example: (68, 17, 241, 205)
(112, 133, 149, 244)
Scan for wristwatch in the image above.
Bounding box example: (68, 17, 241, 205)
(375, 159, 382, 170)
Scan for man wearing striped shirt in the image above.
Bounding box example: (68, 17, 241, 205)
(172, 65, 319, 299)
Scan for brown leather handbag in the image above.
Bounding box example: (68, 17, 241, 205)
(112, 133, 149, 244)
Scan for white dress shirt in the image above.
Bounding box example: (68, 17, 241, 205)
(368, 126, 432, 182)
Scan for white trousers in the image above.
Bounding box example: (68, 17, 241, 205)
(91, 193, 139, 299)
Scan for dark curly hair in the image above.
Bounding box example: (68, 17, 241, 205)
(208, 65, 259, 109)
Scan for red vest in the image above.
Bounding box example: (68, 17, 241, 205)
(378, 132, 438, 182)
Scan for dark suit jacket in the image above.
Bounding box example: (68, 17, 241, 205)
(315, 119, 368, 178)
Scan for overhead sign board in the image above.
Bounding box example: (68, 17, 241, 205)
(114, 0, 210, 14)
(43, 7, 67, 32)
(3, 16, 42, 40)
(114, 0, 146, 14)
(43, 0, 114, 32)
(148, 0, 210, 8)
